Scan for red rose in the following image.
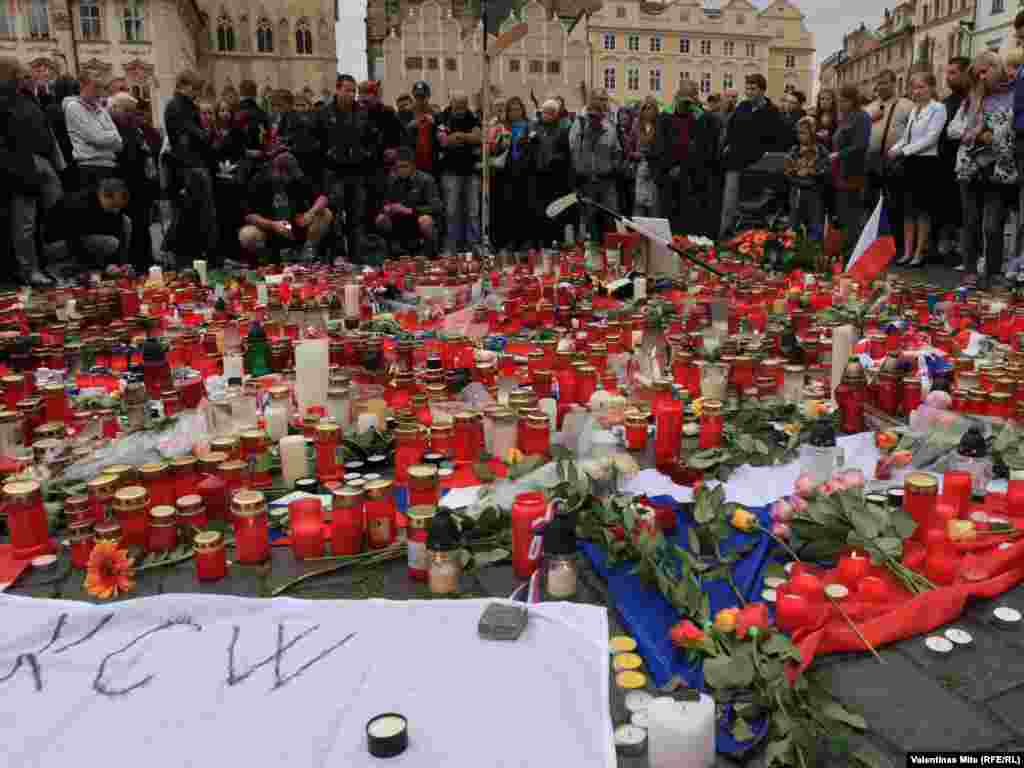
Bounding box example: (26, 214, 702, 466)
(611, 525, 626, 541)
(735, 603, 771, 639)
(670, 620, 705, 649)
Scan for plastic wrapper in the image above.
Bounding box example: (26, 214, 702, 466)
(58, 408, 212, 485)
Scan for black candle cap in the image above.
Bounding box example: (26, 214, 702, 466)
(543, 511, 576, 556)
(295, 477, 318, 493)
(426, 508, 461, 551)
(958, 426, 987, 458)
(366, 713, 408, 758)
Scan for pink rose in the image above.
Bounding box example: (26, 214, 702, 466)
(794, 472, 817, 498)
(788, 495, 808, 514)
(819, 481, 837, 496)
(771, 522, 791, 540)
(925, 390, 952, 410)
(830, 474, 848, 491)
(841, 469, 865, 489)
(771, 499, 794, 523)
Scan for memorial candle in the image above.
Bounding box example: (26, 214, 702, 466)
(86, 474, 118, 525)
(194, 530, 227, 581)
(4, 479, 52, 559)
(232, 490, 270, 564)
(279, 435, 310, 489)
(331, 486, 364, 556)
(836, 549, 870, 585)
(943, 470, 973, 518)
(289, 497, 324, 559)
(625, 411, 648, 451)
(654, 398, 683, 470)
(905, 472, 939, 542)
(406, 505, 434, 581)
(112, 485, 149, 549)
(364, 479, 396, 549)
(314, 422, 342, 482)
(68, 520, 94, 569)
(147, 506, 177, 553)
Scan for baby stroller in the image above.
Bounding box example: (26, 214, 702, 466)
(734, 152, 789, 232)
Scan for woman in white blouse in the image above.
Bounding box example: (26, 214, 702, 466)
(888, 71, 948, 267)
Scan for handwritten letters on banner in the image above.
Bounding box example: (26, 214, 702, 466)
(0, 594, 614, 768)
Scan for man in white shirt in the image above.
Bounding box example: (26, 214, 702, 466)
(865, 69, 913, 255)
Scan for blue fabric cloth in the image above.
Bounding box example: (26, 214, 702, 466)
(510, 121, 528, 162)
(580, 495, 775, 755)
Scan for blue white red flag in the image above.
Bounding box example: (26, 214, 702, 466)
(845, 195, 897, 284)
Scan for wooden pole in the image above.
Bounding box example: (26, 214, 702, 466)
(480, 0, 491, 254)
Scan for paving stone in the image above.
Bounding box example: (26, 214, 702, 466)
(894, 618, 1024, 702)
(820, 650, 1011, 752)
(58, 562, 162, 604)
(988, 687, 1024, 740)
(472, 562, 524, 599)
(967, 583, 1024, 629)
(161, 559, 267, 597)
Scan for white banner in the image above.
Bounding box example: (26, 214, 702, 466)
(0, 595, 614, 768)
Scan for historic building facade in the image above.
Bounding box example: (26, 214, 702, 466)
(380, 0, 591, 109)
(969, 0, 1019, 53)
(912, 0, 973, 87)
(587, 0, 814, 105)
(0, 0, 336, 125)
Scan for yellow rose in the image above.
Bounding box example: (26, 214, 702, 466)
(505, 447, 524, 465)
(731, 507, 757, 533)
(714, 607, 739, 634)
(782, 423, 800, 436)
(948, 520, 976, 541)
(691, 398, 704, 418)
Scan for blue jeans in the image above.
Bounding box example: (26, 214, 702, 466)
(789, 185, 824, 240)
(441, 173, 480, 253)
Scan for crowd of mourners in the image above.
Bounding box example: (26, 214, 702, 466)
(3, 13, 1024, 289)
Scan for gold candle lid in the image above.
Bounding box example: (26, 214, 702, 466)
(149, 505, 177, 524)
(527, 413, 550, 426)
(104, 463, 135, 480)
(431, 422, 454, 434)
(3, 479, 40, 502)
(332, 486, 364, 506)
(94, 520, 121, 540)
(454, 411, 475, 423)
(198, 452, 228, 472)
(86, 474, 119, 495)
(194, 530, 223, 550)
(140, 462, 168, 477)
(0, 409, 19, 423)
(625, 410, 648, 425)
(407, 505, 436, 529)
(170, 455, 198, 471)
(240, 429, 266, 444)
(219, 459, 248, 474)
(364, 478, 394, 498)
(113, 485, 148, 510)
(231, 489, 266, 517)
(408, 464, 438, 481)
(35, 421, 65, 438)
(702, 399, 723, 414)
(210, 436, 239, 453)
(176, 494, 204, 511)
(270, 385, 290, 400)
(315, 422, 341, 441)
(905, 472, 938, 493)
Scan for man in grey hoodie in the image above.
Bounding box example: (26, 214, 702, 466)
(64, 72, 122, 189)
(569, 88, 623, 241)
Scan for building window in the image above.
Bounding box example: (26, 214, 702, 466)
(28, 0, 49, 38)
(295, 18, 313, 54)
(617, 5, 625, 16)
(649, 34, 661, 52)
(723, 72, 733, 90)
(427, 57, 438, 70)
(405, 56, 422, 69)
(923, 5, 930, 21)
(547, 60, 560, 74)
(627, 34, 639, 51)
(679, 37, 689, 53)
(785, 54, 796, 68)
(80, 0, 101, 39)
(745, 42, 755, 56)
(257, 17, 274, 52)
(603, 32, 615, 50)
(626, 66, 639, 90)
(723, 40, 734, 56)
(649, 67, 661, 92)
(784, 83, 795, 94)
(699, 39, 711, 55)
(992, 0, 1005, 12)
(509, 58, 520, 72)
(529, 59, 543, 73)
(446, 57, 457, 71)
(123, 0, 144, 41)
(736, 13, 744, 24)
(682, 70, 691, 82)
(0, 0, 15, 36)
(700, 72, 711, 94)
(679, 9, 688, 20)
(604, 66, 616, 91)
(216, 16, 235, 50)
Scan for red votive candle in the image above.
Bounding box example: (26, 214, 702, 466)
(112, 485, 149, 549)
(654, 398, 684, 469)
(170, 456, 198, 501)
(175, 493, 208, 534)
(943, 470, 973, 518)
(289, 497, 324, 560)
(232, 490, 270, 564)
(86, 474, 119, 525)
(314, 422, 343, 482)
(147, 506, 178, 553)
(519, 414, 551, 457)
(194, 530, 228, 581)
(331, 486, 364, 556)
(625, 411, 648, 451)
(364, 479, 396, 549)
(406, 506, 435, 581)
(511, 491, 547, 580)
(453, 412, 478, 462)
(408, 464, 439, 507)
(698, 399, 724, 450)
(241, 430, 273, 489)
(836, 549, 871, 586)
(140, 462, 175, 508)
(905, 472, 939, 541)
(775, 591, 812, 634)
(68, 520, 94, 569)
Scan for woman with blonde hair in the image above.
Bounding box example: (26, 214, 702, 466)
(626, 96, 663, 217)
(950, 49, 1016, 288)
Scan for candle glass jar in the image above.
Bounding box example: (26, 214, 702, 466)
(112, 485, 149, 549)
(147, 506, 178, 553)
(232, 489, 270, 564)
(289, 497, 324, 560)
(219, 459, 248, 501)
(140, 462, 175, 508)
(625, 411, 648, 451)
(407, 464, 439, 507)
(519, 414, 551, 457)
(331, 486, 365, 556)
(654, 398, 684, 470)
(394, 425, 425, 484)
(314, 422, 343, 482)
(0, 409, 24, 457)
(453, 412, 477, 462)
(546, 554, 578, 599)
(327, 386, 352, 429)
(86, 473, 119, 525)
(241, 429, 273, 488)
(430, 422, 455, 459)
(575, 365, 599, 405)
(428, 549, 462, 595)
(210, 435, 242, 461)
(194, 530, 228, 581)
(364, 479, 397, 549)
(406, 505, 435, 581)
(176, 493, 208, 535)
(4, 479, 51, 559)
(781, 365, 806, 405)
(68, 520, 95, 569)
(904, 472, 938, 542)
(94, 520, 122, 547)
(698, 400, 724, 450)
(64, 494, 91, 524)
(265, 387, 291, 441)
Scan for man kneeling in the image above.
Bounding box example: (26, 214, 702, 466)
(375, 147, 441, 257)
(238, 152, 334, 261)
(44, 178, 132, 272)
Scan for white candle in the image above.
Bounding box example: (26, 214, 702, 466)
(647, 694, 716, 768)
(193, 260, 208, 286)
(279, 435, 309, 489)
(223, 353, 244, 381)
(344, 283, 361, 318)
(633, 277, 646, 300)
(294, 339, 329, 414)
(149, 265, 163, 284)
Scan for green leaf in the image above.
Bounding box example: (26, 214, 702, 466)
(566, 461, 579, 490)
(890, 508, 918, 540)
(703, 652, 755, 689)
(474, 463, 496, 482)
(820, 699, 868, 730)
(849, 500, 888, 540)
(689, 449, 727, 470)
(508, 455, 544, 480)
(687, 526, 700, 554)
(731, 716, 755, 743)
(760, 632, 802, 662)
(799, 538, 845, 562)
(469, 548, 509, 569)
(765, 736, 793, 767)
(852, 747, 894, 768)
(875, 537, 903, 558)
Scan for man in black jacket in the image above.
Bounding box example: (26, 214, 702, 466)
(719, 73, 788, 238)
(316, 73, 378, 263)
(163, 70, 216, 264)
(375, 147, 441, 256)
(939, 57, 969, 268)
(236, 79, 270, 154)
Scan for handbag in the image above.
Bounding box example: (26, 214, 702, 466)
(970, 144, 997, 180)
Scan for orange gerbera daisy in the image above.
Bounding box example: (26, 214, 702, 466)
(84, 540, 135, 600)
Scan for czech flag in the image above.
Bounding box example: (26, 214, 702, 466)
(845, 195, 897, 284)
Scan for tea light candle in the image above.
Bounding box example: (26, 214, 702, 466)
(624, 690, 653, 713)
(943, 471, 972, 518)
(611, 635, 638, 654)
(993, 606, 1022, 628)
(366, 713, 408, 758)
(613, 653, 643, 671)
(647, 693, 715, 768)
(824, 583, 849, 599)
(616, 671, 647, 690)
(925, 635, 954, 654)
(837, 550, 871, 585)
(279, 435, 309, 489)
(775, 592, 812, 633)
(944, 628, 973, 646)
(858, 576, 889, 602)
(614, 724, 647, 756)
(289, 497, 324, 560)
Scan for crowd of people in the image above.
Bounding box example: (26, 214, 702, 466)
(3, 16, 1024, 289)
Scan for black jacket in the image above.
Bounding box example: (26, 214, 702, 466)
(113, 113, 153, 193)
(403, 113, 443, 174)
(722, 98, 788, 171)
(315, 100, 378, 174)
(0, 82, 43, 193)
(381, 170, 442, 217)
(244, 169, 320, 221)
(236, 97, 270, 152)
(939, 91, 966, 169)
(163, 92, 209, 169)
(362, 103, 404, 156)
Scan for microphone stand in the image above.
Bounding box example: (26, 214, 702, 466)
(576, 195, 727, 278)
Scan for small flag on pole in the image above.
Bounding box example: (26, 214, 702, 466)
(845, 195, 897, 284)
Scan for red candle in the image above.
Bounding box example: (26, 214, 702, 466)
(194, 530, 228, 581)
(219, 459, 247, 502)
(836, 549, 871, 585)
(698, 400, 724, 450)
(314, 422, 343, 482)
(407, 464, 439, 507)
(68, 521, 95, 569)
(923, 528, 959, 586)
(453, 412, 478, 462)
(241, 430, 273, 489)
(519, 414, 551, 457)
(943, 470, 973, 518)
(289, 497, 324, 560)
(904, 472, 939, 541)
(175, 493, 208, 535)
(654, 398, 684, 470)
(170, 456, 199, 501)
(511, 491, 547, 580)
(625, 412, 648, 451)
(141, 462, 176, 508)
(86, 474, 119, 525)
(112, 485, 150, 549)
(789, 572, 824, 602)
(858, 575, 889, 602)
(147, 506, 178, 553)
(364, 478, 396, 549)
(232, 490, 270, 564)
(775, 591, 812, 633)
(394, 425, 425, 483)
(331, 486, 364, 556)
